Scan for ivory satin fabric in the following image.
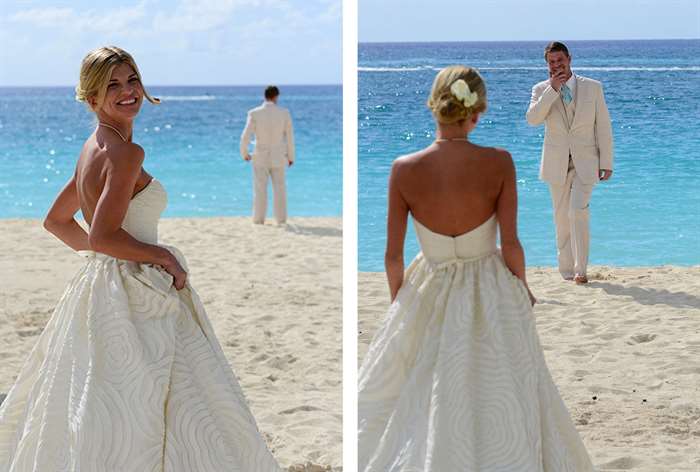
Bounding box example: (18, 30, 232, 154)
(0, 180, 281, 471)
(358, 215, 595, 471)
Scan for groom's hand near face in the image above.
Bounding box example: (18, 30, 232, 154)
(549, 70, 567, 91)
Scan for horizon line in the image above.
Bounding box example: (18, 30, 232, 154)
(0, 82, 343, 89)
(359, 37, 700, 45)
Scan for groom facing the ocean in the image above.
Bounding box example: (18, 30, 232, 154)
(240, 85, 295, 225)
(526, 41, 614, 284)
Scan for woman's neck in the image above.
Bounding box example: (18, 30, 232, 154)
(436, 126, 469, 141)
(96, 116, 133, 142)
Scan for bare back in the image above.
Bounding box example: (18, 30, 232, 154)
(395, 141, 510, 236)
(384, 139, 524, 302)
(75, 130, 152, 226)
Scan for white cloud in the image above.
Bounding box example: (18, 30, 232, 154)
(316, 0, 342, 23)
(1, 0, 341, 85)
(10, 3, 148, 35)
(10, 7, 73, 26)
(153, 0, 237, 32)
(7, 0, 340, 38)
(152, 0, 270, 32)
(238, 0, 341, 42)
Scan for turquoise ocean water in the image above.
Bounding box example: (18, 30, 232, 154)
(359, 40, 699, 271)
(0, 85, 341, 218)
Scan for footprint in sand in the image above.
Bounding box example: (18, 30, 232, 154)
(575, 411, 592, 425)
(589, 272, 615, 281)
(279, 405, 323, 415)
(577, 321, 598, 335)
(288, 462, 332, 472)
(594, 355, 618, 363)
(628, 333, 658, 344)
(671, 365, 700, 375)
(661, 424, 690, 435)
(599, 456, 643, 469)
(16, 327, 43, 338)
(621, 428, 645, 437)
(268, 354, 298, 369)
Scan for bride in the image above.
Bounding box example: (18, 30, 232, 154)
(0, 46, 281, 471)
(358, 66, 595, 471)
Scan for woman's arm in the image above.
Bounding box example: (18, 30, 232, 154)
(385, 159, 409, 302)
(44, 174, 90, 251)
(495, 150, 536, 305)
(88, 143, 187, 289)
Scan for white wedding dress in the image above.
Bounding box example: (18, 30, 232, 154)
(0, 179, 281, 471)
(358, 214, 595, 472)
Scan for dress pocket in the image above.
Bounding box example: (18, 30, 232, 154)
(121, 261, 174, 298)
(498, 260, 532, 308)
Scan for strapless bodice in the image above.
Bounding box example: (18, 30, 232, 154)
(412, 214, 498, 266)
(121, 179, 167, 244)
(360, 211, 596, 471)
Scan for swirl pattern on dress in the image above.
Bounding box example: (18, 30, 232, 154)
(0, 180, 281, 471)
(358, 215, 595, 472)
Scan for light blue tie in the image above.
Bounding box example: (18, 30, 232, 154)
(561, 84, 573, 105)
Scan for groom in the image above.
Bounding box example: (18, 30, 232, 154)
(240, 85, 295, 225)
(526, 41, 614, 284)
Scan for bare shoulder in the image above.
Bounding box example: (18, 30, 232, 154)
(491, 146, 513, 163)
(394, 149, 422, 165)
(476, 145, 514, 172)
(473, 143, 512, 161)
(389, 154, 409, 180)
(391, 147, 431, 173)
(495, 147, 515, 174)
(104, 142, 145, 176)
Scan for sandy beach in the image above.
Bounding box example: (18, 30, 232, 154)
(0, 217, 341, 471)
(359, 266, 700, 471)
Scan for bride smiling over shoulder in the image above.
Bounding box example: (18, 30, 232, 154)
(0, 46, 282, 472)
(55, 46, 187, 281)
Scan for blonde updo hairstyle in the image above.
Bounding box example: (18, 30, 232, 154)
(427, 65, 487, 125)
(75, 46, 159, 111)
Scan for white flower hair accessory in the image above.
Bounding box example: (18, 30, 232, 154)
(450, 79, 478, 108)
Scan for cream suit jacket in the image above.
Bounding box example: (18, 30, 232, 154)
(240, 101, 295, 168)
(526, 74, 613, 185)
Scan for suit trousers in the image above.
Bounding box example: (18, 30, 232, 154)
(548, 162, 594, 278)
(252, 164, 287, 224)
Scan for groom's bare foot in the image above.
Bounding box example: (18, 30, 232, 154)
(574, 274, 588, 284)
(563, 275, 574, 281)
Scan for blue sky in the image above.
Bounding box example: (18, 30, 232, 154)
(360, 0, 700, 42)
(0, 0, 341, 86)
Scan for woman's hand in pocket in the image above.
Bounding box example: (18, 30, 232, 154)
(162, 252, 187, 290)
